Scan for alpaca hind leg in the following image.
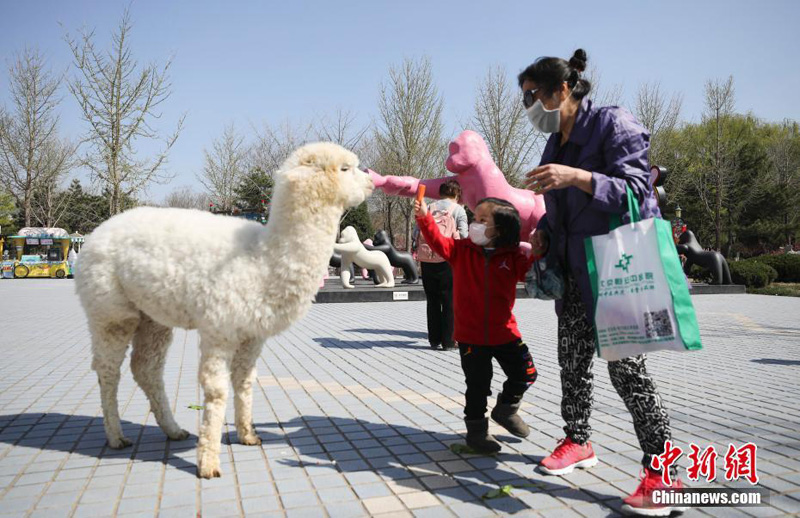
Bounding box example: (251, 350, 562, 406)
(196, 336, 234, 478)
(231, 340, 263, 446)
(91, 318, 139, 449)
(131, 314, 188, 441)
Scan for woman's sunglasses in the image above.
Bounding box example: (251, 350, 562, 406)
(522, 88, 540, 109)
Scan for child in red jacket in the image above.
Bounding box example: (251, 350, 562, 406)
(415, 196, 538, 453)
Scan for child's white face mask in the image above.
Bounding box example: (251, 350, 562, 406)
(469, 222, 493, 246)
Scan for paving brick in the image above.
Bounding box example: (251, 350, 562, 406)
(326, 501, 367, 518)
(318, 485, 358, 503)
(362, 494, 405, 514)
(241, 495, 281, 514)
(397, 491, 440, 509)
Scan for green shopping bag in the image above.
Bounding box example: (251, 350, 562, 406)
(583, 188, 702, 361)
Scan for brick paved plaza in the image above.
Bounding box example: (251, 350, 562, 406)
(1, 280, 799, 517)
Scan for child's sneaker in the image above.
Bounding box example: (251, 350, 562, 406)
(621, 468, 688, 516)
(539, 437, 598, 475)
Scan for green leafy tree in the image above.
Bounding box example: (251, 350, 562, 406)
(58, 179, 134, 234)
(234, 167, 274, 210)
(662, 114, 794, 256)
(0, 190, 18, 235)
(764, 120, 800, 246)
(340, 202, 374, 242)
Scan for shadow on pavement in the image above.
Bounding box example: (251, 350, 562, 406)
(0, 412, 198, 475)
(752, 358, 800, 366)
(313, 337, 421, 350)
(0, 412, 621, 514)
(345, 328, 429, 340)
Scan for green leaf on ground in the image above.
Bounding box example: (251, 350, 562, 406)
(449, 443, 498, 455)
(187, 405, 204, 410)
(449, 443, 477, 454)
(482, 484, 514, 499)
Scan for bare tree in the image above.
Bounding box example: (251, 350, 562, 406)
(635, 81, 683, 164)
(29, 142, 75, 228)
(470, 65, 545, 187)
(65, 8, 184, 216)
(375, 57, 446, 249)
(198, 124, 249, 212)
(0, 48, 74, 227)
(164, 185, 209, 210)
(698, 76, 736, 251)
(314, 109, 370, 151)
(250, 120, 311, 178)
(586, 66, 624, 108)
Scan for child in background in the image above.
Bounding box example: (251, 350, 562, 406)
(415, 196, 538, 453)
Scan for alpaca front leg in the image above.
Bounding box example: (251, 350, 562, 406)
(197, 343, 233, 479)
(231, 340, 263, 446)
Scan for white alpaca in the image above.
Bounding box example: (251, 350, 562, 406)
(75, 143, 372, 479)
(333, 226, 395, 288)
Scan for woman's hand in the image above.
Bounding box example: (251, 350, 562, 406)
(530, 229, 549, 258)
(414, 199, 428, 217)
(525, 164, 593, 195)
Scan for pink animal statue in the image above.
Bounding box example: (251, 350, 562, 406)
(366, 130, 546, 241)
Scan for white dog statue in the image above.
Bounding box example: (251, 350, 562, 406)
(333, 226, 394, 288)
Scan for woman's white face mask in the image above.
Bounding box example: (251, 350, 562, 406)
(526, 99, 561, 134)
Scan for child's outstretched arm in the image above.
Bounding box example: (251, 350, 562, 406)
(414, 199, 456, 261)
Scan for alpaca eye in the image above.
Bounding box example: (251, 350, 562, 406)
(341, 166, 350, 172)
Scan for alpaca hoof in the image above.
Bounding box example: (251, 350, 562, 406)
(168, 429, 190, 441)
(197, 455, 222, 479)
(197, 465, 222, 479)
(239, 434, 262, 446)
(108, 437, 132, 449)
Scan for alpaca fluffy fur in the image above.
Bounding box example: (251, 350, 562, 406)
(75, 142, 372, 478)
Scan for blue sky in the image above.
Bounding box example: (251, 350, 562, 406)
(1, 0, 799, 201)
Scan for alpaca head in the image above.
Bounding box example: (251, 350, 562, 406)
(277, 142, 373, 210)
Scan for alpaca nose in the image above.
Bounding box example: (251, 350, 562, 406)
(363, 171, 375, 193)
(449, 142, 459, 156)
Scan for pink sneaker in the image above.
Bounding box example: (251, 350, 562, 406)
(539, 437, 598, 475)
(621, 468, 688, 516)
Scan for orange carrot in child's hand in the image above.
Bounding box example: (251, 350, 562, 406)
(416, 184, 426, 203)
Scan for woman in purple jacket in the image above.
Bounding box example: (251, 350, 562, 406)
(520, 50, 685, 517)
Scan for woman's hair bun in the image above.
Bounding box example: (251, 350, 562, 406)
(568, 49, 587, 73)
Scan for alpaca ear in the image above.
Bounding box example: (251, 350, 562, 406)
(284, 165, 340, 206)
(282, 165, 315, 186)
